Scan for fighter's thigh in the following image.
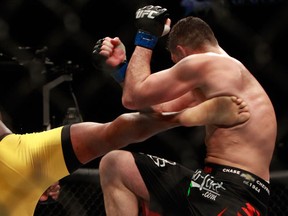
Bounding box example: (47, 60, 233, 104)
(99, 150, 149, 199)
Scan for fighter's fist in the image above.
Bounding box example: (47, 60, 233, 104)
(92, 37, 126, 68)
(135, 5, 170, 37)
(92, 37, 127, 84)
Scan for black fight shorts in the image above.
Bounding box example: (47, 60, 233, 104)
(132, 152, 270, 216)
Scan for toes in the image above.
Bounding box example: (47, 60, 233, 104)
(230, 96, 238, 102)
(239, 101, 247, 109)
(231, 96, 244, 105)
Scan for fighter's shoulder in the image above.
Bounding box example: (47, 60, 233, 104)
(191, 53, 235, 61)
(177, 53, 227, 69)
(180, 53, 220, 63)
(187, 53, 243, 68)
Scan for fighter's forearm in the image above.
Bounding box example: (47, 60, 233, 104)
(122, 47, 153, 110)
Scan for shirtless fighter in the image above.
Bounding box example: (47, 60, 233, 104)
(96, 5, 276, 216)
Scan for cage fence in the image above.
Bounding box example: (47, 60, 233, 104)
(34, 169, 105, 216)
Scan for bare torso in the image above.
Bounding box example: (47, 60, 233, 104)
(122, 45, 277, 182)
(190, 55, 277, 181)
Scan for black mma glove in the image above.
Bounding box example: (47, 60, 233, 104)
(91, 38, 107, 69)
(134, 5, 170, 49)
(92, 38, 127, 84)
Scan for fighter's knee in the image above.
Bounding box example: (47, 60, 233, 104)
(100, 150, 119, 173)
(99, 150, 131, 175)
(99, 150, 134, 187)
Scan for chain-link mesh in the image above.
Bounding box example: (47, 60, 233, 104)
(34, 182, 106, 216)
(34, 169, 106, 216)
(33, 169, 288, 216)
(269, 172, 288, 216)
(269, 183, 288, 216)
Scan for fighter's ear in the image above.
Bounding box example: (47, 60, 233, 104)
(171, 45, 186, 63)
(177, 45, 188, 56)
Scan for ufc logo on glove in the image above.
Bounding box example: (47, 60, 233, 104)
(136, 5, 165, 19)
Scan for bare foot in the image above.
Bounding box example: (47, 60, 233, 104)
(176, 96, 250, 127)
(209, 96, 250, 126)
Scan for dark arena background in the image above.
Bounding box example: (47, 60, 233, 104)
(1, 0, 288, 215)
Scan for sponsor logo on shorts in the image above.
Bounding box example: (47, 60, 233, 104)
(240, 173, 256, 182)
(187, 170, 225, 201)
(146, 154, 177, 167)
(242, 179, 270, 195)
(239, 172, 270, 195)
(222, 168, 241, 175)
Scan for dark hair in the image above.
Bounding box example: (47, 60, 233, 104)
(167, 16, 218, 52)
